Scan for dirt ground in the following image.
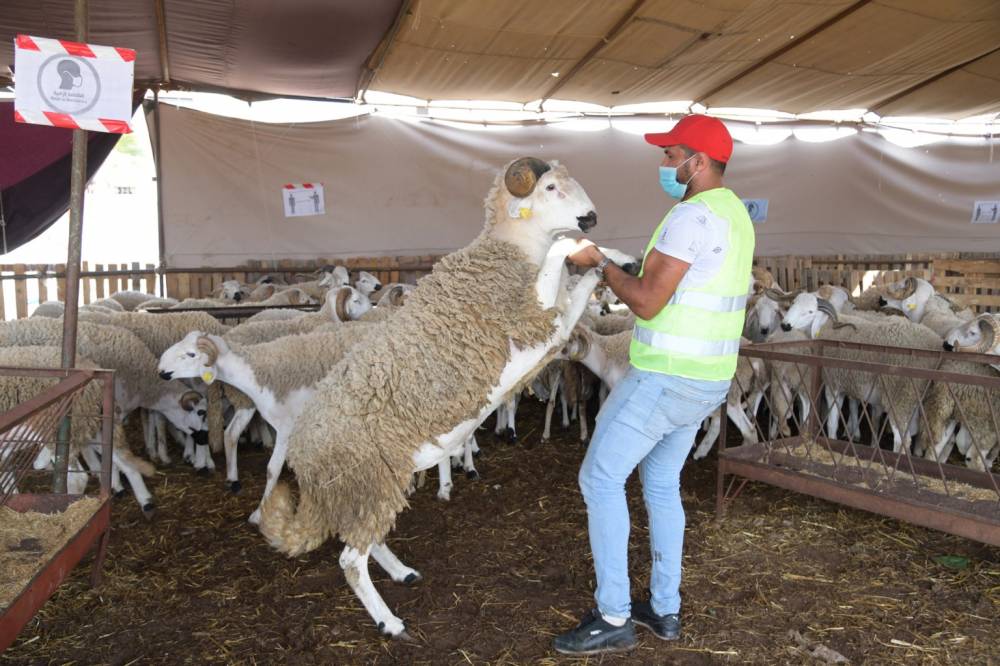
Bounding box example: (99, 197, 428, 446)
(3, 399, 999, 665)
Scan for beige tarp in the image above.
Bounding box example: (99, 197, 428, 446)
(149, 104, 1000, 268)
(370, 0, 1000, 118)
(3, 1, 999, 118)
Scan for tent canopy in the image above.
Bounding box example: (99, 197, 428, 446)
(2, 1, 999, 118)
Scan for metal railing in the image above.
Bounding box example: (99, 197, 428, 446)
(716, 340, 1000, 547)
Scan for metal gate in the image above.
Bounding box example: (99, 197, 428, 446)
(716, 340, 1000, 546)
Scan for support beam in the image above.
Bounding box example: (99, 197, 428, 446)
(356, 0, 415, 102)
(153, 0, 171, 85)
(694, 0, 873, 107)
(539, 0, 647, 108)
(55, 0, 89, 493)
(870, 44, 1000, 113)
(153, 90, 167, 296)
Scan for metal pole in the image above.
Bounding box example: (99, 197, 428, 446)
(153, 90, 167, 296)
(53, 0, 89, 493)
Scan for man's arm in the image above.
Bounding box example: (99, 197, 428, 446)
(568, 243, 691, 320)
(603, 250, 690, 320)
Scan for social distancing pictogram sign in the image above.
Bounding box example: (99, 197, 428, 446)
(282, 183, 326, 218)
(13, 34, 136, 134)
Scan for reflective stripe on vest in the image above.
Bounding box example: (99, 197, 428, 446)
(632, 327, 741, 356)
(667, 290, 747, 313)
(629, 187, 755, 381)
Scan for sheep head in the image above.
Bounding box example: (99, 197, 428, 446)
(817, 298, 856, 331)
(885, 276, 918, 301)
(488, 158, 597, 238)
(158, 331, 223, 385)
(180, 390, 203, 412)
(946, 314, 999, 354)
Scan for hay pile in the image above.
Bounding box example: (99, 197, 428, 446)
(0, 497, 102, 609)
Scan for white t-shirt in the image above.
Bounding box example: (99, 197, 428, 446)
(652, 200, 729, 289)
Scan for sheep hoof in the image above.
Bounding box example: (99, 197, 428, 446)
(228, 480, 242, 494)
(465, 470, 480, 481)
(141, 503, 157, 519)
(113, 488, 127, 499)
(403, 572, 421, 585)
(472, 448, 481, 458)
(196, 467, 211, 477)
(394, 630, 415, 643)
(502, 428, 517, 444)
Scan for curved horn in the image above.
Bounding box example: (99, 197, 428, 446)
(334, 287, 351, 321)
(196, 335, 219, 367)
(817, 298, 856, 331)
(763, 287, 801, 303)
(885, 276, 917, 300)
(568, 328, 591, 362)
(388, 285, 406, 307)
(287, 289, 302, 305)
(969, 315, 1000, 353)
(180, 390, 202, 412)
(504, 157, 551, 198)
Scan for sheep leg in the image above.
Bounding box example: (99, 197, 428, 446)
(182, 431, 195, 464)
(259, 421, 275, 450)
(193, 441, 214, 473)
(579, 397, 589, 442)
(505, 394, 519, 442)
(847, 399, 861, 442)
(224, 408, 255, 493)
(928, 420, 958, 463)
(493, 404, 507, 436)
(66, 455, 89, 495)
(542, 391, 557, 442)
(560, 389, 570, 428)
(462, 435, 479, 480)
(154, 412, 171, 464)
(414, 470, 427, 490)
(824, 389, 841, 439)
(371, 542, 421, 584)
(693, 412, 720, 460)
(249, 431, 289, 525)
(729, 399, 758, 445)
(339, 545, 407, 638)
(141, 409, 155, 461)
(111, 447, 156, 517)
(436, 459, 453, 501)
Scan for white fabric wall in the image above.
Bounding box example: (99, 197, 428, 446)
(149, 105, 1000, 268)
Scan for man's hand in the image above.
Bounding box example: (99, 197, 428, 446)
(565, 239, 604, 268)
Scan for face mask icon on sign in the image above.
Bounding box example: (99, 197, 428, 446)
(56, 59, 84, 90)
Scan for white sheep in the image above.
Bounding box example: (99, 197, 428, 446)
(30, 301, 65, 318)
(773, 285, 852, 338)
(880, 277, 975, 337)
(108, 290, 160, 311)
(159, 322, 380, 522)
(0, 346, 155, 509)
(254, 157, 601, 638)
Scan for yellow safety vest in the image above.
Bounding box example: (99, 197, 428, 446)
(629, 187, 755, 381)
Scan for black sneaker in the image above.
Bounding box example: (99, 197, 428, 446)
(631, 599, 681, 640)
(553, 609, 638, 656)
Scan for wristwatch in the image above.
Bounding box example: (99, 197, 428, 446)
(596, 256, 612, 279)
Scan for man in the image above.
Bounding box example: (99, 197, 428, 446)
(554, 114, 755, 655)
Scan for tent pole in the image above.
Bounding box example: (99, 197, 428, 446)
(154, 90, 166, 296)
(54, 0, 89, 493)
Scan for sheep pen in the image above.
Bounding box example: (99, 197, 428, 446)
(1, 397, 997, 664)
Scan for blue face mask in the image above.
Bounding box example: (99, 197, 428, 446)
(658, 155, 696, 200)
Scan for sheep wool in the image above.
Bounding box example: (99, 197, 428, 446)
(112, 311, 230, 357)
(262, 235, 559, 553)
(222, 322, 379, 402)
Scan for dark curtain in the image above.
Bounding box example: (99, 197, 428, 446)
(0, 92, 143, 254)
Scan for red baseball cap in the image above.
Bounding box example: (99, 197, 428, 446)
(644, 114, 733, 163)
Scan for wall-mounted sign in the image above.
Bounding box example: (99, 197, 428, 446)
(282, 183, 325, 217)
(13, 34, 136, 133)
(742, 198, 769, 223)
(971, 201, 999, 224)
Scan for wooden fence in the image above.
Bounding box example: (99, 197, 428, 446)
(2, 252, 997, 320)
(754, 253, 1000, 314)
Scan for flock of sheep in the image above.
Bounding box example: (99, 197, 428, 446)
(2, 158, 998, 638)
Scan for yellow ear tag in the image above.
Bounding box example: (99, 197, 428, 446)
(202, 370, 215, 384)
(518, 207, 532, 219)
(906, 303, 916, 310)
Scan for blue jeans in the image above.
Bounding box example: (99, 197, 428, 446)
(578, 367, 729, 618)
